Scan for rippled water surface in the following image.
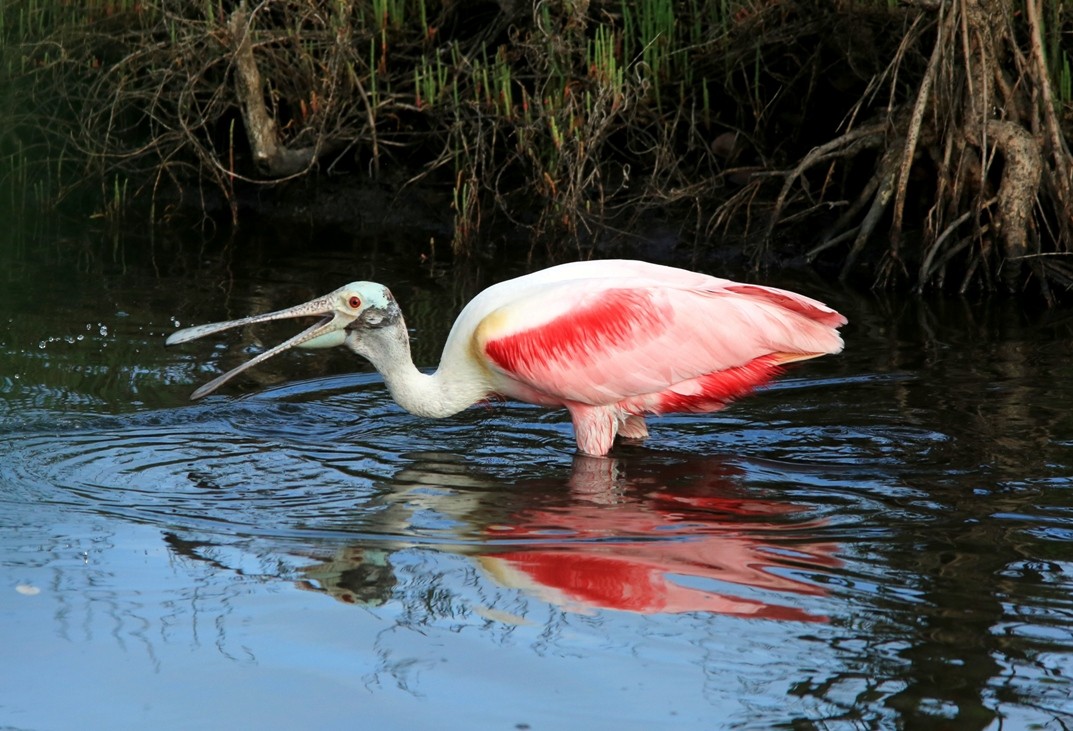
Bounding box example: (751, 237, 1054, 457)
(2, 227, 1072, 729)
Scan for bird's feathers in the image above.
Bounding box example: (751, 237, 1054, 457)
(470, 265, 844, 412)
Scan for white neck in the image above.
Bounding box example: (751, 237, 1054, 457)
(353, 320, 490, 419)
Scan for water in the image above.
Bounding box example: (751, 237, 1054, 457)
(2, 224, 1072, 729)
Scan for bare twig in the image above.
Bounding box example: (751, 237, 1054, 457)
(762, 122, 886, 245)
(1024, 0, 1073, 223)
(888, 0, 952, 261)
(917, 197, 996, 288)
(229, 5, 317, 177)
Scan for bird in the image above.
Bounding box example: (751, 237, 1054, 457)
(166, 259, 846, 456)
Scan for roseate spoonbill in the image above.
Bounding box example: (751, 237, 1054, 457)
(166, 259, 846, 455)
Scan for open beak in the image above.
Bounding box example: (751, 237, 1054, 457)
(166, 292, 353, 400)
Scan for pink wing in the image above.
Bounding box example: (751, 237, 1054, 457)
(476, 279, 845, 411)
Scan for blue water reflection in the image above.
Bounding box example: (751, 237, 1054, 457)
(2, 231, 1073, 728)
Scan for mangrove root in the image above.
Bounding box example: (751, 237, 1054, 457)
(762, 0, 1073, 297)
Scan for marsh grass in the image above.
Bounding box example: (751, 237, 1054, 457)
(2, 0, 1072, 295)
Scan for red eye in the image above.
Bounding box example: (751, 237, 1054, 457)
(348, 296, 361, 309)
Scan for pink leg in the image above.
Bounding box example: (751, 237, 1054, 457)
(566, 404, 619, 456)
(618, 415, 649, 440)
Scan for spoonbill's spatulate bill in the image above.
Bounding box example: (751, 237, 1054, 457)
(166, 260, 847, 456)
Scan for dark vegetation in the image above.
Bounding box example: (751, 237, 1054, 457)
(3, 1, 1072, 297)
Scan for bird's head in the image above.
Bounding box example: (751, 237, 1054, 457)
(295, 282, 403, 350)
(166, 281, 401, 400)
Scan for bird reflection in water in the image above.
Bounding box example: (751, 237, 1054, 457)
(297, 454, 839, 621)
